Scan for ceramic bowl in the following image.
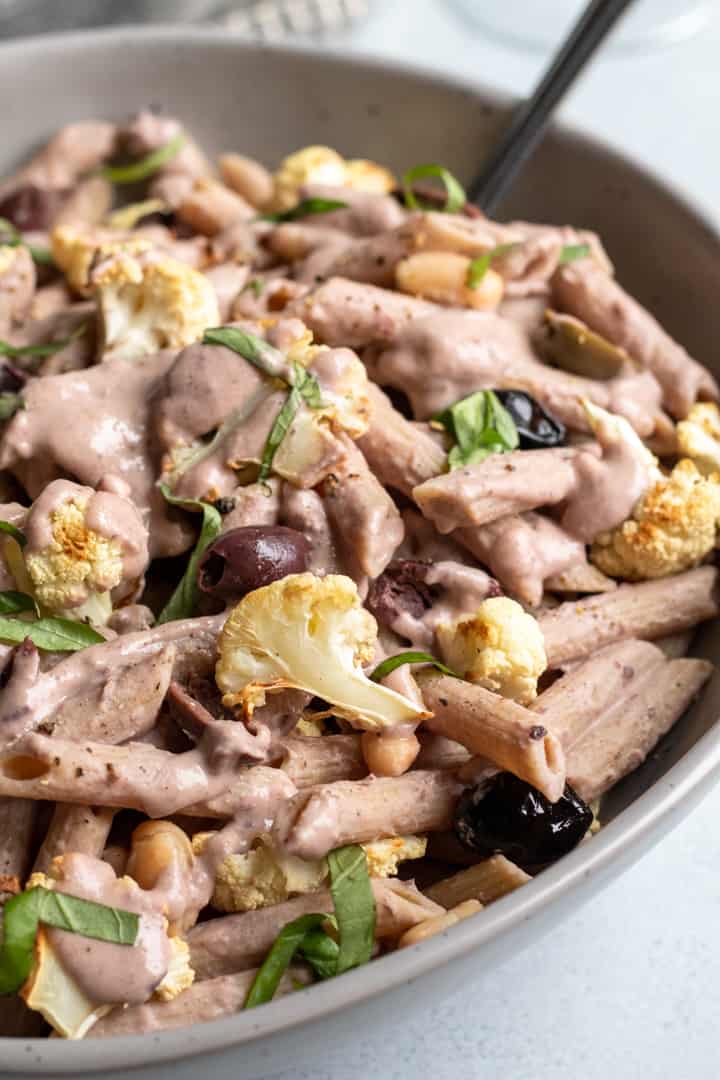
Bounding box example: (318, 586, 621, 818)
(0, 27, 719, 1080)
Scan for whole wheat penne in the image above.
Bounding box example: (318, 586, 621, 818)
(0, 736, 295, 819)
(90, 967, 310, 1037)
(413, 447, 582, 533)
(417, 673, 565, 802)
(0, 797, 37, 901)
(424, 855, 531, 909)
(552, 259, 718, 418)
(271, 771, 461, 861)
(188, 878, 444, 979)
(358, 383, 447, 496)
(538, 566, 720, 667)
(53, 175, 112, 227)
(415, 733, 473, 772)
(279, 734, 367, 787)
(653, 631, 695, 660)
(531, 639, 667, 749)
(567, 657, 713, 801)
(299, 276, 436, 348)
(32, 805, 115, 876)
(320, 437, 404, 579)
(544, 561, 618, 595)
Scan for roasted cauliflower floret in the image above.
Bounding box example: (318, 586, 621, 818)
(22, 478, 149, 625)
(195, 833, 426, 913)
(20, 926, 113, 1040)
(50, 224, 152, 295)
(271, 145, 395, 211)
(215, 573, 428, 731)
(93, 247, 219, 360)
(677, 402, 720, 476)
(152, 936, 195, 1002)
(436, 596, 547, 705)
(590, 458, 720, 580)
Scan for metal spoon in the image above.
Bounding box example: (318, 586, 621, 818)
(468, 0, 636, 213)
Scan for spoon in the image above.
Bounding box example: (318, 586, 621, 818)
(468, 0, 636, 213)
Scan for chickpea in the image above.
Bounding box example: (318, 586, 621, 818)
(395, 251, 504, 311)
(398, 899, 482, 948)
(127, 820, 194, 892)
(361, 731, 421, 778)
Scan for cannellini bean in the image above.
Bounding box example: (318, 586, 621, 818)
(361, 731, 421, 777)
(395, 251, 504, 310)
(177, 177, 255, 236)
(127, 820, 194, 893)
(397, 899, 482, 947)
(219, 153, 274, 209)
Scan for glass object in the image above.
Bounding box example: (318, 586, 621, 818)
(449, 0, 714, 54)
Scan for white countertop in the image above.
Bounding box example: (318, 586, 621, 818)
(265, 3, 720, 1078)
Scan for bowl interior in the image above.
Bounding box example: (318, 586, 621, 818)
(0, 28, 719, 1074)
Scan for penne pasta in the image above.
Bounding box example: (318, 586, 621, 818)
(32, 805, 115, 876)
(424, 855, 531, 909)
(417, 673, 566, 802)
(0, 797, 38, 901)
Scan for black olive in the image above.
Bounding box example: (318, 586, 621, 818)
(197, 525, 311, 602)
(0, 361, 26, 395)
(0, 184, 68, 232)
(493, 389, 566, 450)
(453, 772, 592, 872)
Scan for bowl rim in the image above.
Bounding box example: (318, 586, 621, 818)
(1, 25, 719, 1074)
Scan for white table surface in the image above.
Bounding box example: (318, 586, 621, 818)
(270, 3, 720, 1078)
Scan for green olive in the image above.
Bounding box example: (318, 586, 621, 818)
(539, 309, 633, 380)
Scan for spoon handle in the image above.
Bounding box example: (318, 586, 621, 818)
(468, 0, 636, 214)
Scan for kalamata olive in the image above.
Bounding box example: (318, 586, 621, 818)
(493, 389, 566, 450)
(0, 361, 26, 394)
(197, 525, 311, 601)
(366, 560, 435, 627)
(0, 184, 67, 231)
(453, 772, 592, 872)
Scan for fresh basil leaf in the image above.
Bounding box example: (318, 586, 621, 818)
(244, 913, 330, 1009)
(0, 886, 139, 995)
(247, 278, 265, 297)
(262, 197, 348, 224)
(0, 590, 37, 616)
(0, 615, 104, 651)
(0, 218, 53, 266)
(0, 323, 86, 361)
(327, 845, 375, 974)
(434, 389, 518, 471)
(292, 361, 324, 409)
(466, 242, 518, 288)
(558, 243, 591, 264)
(258, 384, 304, 484)
(98, 132, 185, 185)
(0, 393, 23, 420)
(370, 650, 458, 683)
(0, 520, 27, 547)
(157, 485, 222, 624)
(402, 164, 466, 214)
(202, 326, 287, 380)
(298, 925, 340, 981)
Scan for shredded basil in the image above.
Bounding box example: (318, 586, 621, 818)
(262, 197, 349, 224)
(370, 650, 457, 682)
(0, 520, 27, 547)
(402, 164, 466, 214)
(0, 217, 53, 266)
(327, 845, 375, 973)
(157, 486, 222, 624)
(202, 326, 288, 380)
(258, 362, 325, 482)
(0, 615, 104, 651)
(0, 322, 86, 361)
(434, 389, 519, 470)
(247, 278, 265, 297)
(0, 886, 139, 995)
(244, 913, 331, 1008)
(0, 590, 37, 616)
(558, 243, 591, 264)
(0, 393, 23, 421)
(98, 132, 185, 184)
(466, 242, 518, 289)
(244, 844, 376, 1008)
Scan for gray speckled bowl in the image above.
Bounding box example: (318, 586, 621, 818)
(1, 27, 719, 1080)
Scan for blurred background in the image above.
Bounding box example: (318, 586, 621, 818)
(2, 4, 719, 1079)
